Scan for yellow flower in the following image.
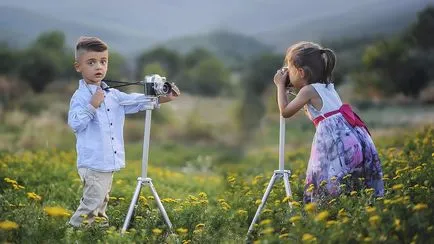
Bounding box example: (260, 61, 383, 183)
(27, 192, 42, 201)
(350, 191, 357, 196)
(302, 233, 316, 242)
(290, 216, 302, 223)
(0, 220, 19, 230)
(338, 208, 347, 218)
(364, 237, 372, 242)
(4, 177, 18, 185)
(152, 228, 162, 235)
(304, 203, 316, 213)
(394, 218, 401, 231)
(413, 203, 428, 211)
(176, 228, 188, 235)
(279, 233, 289, 239)
(306, 184, 314, 193)
(326, 220, 337, 228)
(261, 227, 274, 235)
(364, 188, 374, 194)
(198, 192, 207, 198)
(182, 240, 191, 244)
(320, 180, 327, 187)
(44, 206, 71, 217)
(365, 207, 376, 215)
(328, 199, 336, 204)
(290, 201, 301, 207)
(195, 223, 205, 229)
(392, 184, 404, 190)
(282, 196, 292, 203)
(260, 219, 272, 226)
(236, 209, 248, 215)
(369, 215, 381, 226)
(314, 211, 329, 222)
(255, 199, 262, 205)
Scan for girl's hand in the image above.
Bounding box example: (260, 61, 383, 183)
(273, 67, 288, 87)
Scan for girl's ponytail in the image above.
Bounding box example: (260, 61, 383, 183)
(321, 48, 336, 83)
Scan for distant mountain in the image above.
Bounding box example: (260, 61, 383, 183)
(255, 0, 429, 51)
(0, 6, 156, 54)
(0, 0, 431, 57)
(160, 30, 272, 66)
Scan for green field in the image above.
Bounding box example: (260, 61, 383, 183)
(1, 121, 433, 243)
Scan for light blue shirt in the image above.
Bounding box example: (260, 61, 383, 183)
(68, 79, 157, 172)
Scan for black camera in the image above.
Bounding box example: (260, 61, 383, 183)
(281, 66, 292, 89)
(143, 75, 172, 97)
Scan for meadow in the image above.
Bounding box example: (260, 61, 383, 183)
(0, 92, 433, 243)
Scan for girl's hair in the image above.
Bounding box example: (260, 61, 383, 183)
(284, 41, 336, 85)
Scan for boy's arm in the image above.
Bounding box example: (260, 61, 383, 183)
(67, 94, 96, 133)
(115, 84, 179, 114)
(115, 90, 157, 114)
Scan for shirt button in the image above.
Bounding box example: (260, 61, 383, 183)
(111, 137, 114, 140)
(107, 109, 110, 111)
(114, 151, 117, 154)
(110, 123, 113, 126)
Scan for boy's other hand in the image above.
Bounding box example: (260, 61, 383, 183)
(91, 87, 105, 108)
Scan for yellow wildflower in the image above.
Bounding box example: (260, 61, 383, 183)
(279, 233, 289, 239)
(290, 216, 302, 223)
(44, 206, 71, 217)
(394, 218, 401, 231)
(195, 223, 205, 229)
(304, 202, 316, 213)
(350, 191, 357, 196)
(392, 184, 404, 190)
(369, 215, 381, 226)
(326, 220, 337, 228)
(260, 219, 272, 225)
(328, 199, 336, 204)
(261, 227, 274, 235)
(182, 240, 191, 244)
(0, 220, 19, 230)
(413, 203, 428, 211)
(315, 211, 329, 222)
(365, 207, 376, 215)
(27, 192, 42, 201)
(176, 228, 188, 235)
(302, 233, 316, 242)
(306, 184, 314, 193)
(236, 209, 248, 215)
(152, 228, 162, 235)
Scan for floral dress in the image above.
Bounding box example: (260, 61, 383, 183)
(303, 83, 384, 202)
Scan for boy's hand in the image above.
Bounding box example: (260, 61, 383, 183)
(90, 87, 105, 108)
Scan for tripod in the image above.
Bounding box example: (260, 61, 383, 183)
(121, 100, 173, 234)
(246, 116, 293, 237)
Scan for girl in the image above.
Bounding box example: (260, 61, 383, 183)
(273, 41, 384, 203)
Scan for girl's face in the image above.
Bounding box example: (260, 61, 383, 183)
(287, 62, 307, 90)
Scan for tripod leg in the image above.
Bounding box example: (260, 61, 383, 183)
(247, 173, 278, 236)
(283, 173, 293, 208)
(121, 179, 142, 234)
(149, 180, 173, 230)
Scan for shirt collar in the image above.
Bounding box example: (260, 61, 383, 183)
(78, 79, 109, 92)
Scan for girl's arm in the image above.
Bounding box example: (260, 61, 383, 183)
(276, 84, 314, 118)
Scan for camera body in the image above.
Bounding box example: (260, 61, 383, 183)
(143, 74, 172, 97)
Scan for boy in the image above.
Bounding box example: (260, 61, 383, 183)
(67, 36, 179, 227)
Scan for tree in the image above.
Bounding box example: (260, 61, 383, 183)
(105, 51, 127, 80)
(19, 48, 61, 93)
(183, 57, 231, 96)
(136, 47, 182, 80)
(361, 39, 430, 97)
(0, 43, 17, 75)
(409, 6, 434, 49)
(184, 48, 213, 69)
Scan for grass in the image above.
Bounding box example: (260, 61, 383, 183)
(0, 126, 433, 243)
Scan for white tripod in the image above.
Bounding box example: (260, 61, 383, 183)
(121, 99, 173, 234)
(247, 116, 293, 237)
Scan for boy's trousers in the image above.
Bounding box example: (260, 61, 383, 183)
(69, 168, 113, 227)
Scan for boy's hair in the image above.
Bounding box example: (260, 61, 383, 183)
(284, 41, 336, 85)
(75, 36, 108, 60)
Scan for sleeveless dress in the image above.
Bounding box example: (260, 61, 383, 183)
(303, 83, 384, 203)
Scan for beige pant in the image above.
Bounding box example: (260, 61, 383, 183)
(69, 168, 113, 227)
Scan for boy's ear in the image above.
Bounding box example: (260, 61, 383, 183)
(74, 61, 80, 72)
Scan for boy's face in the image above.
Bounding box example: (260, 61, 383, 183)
(74, 50, 108, 85)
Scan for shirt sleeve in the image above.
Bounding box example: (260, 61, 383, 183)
(67, 93, 96, 133)
(114, 90, 157, 114)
